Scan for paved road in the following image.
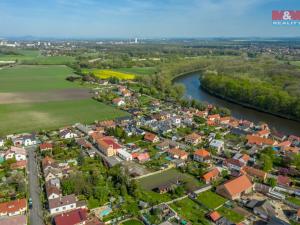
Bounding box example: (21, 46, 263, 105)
(27, 146, 44, 225)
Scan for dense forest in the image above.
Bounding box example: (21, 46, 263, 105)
(200, 57, 300, 120)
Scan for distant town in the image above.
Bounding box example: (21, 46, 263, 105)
(0, 37, 300, 225)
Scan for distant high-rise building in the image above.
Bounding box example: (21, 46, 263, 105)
(134, 37, 138, 44)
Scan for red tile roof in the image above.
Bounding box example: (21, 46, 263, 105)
(39, 142, 53, 150)
(137, 153, 150, 162)
(0, 199, 27, 215)
(203, 168, 220, 182)
(10, 160, 27, 170)
(246, 135, 276, 146)
(54, 209, 88, 225)
(144, 132, 158, 142)
(277, 175, 291, 186)
(222, 175, 253, 197)
(168, 148, 188, 158)
(209, 211, 221, 222)
(0, 215, 27, 225)
(194, 149, 210, 158)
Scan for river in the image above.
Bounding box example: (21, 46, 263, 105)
(174, 72, 300, 136)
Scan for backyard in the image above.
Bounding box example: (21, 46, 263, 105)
(170, 198, 210, 225)
(197, 190, 227, 209)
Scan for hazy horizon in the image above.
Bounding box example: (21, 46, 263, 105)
(1, 0, 300, 38)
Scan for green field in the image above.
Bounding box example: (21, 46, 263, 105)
(115, 67, 157, 76)
(0, 50, 75, 65)
(0, 65, 77, 92)
(287, 196, 300, 206)
(138, 168, 203, 192)
(0, 99, 128, 135)
(121, 219, 144, 225)
(197, 191, 227, 209)
(0, 50, 40, 61)
(170, 198, 210, 225)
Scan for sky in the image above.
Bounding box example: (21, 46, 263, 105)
(0, 0, 300, 38)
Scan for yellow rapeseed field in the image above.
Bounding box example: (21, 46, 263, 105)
(83, 69, 135, 80)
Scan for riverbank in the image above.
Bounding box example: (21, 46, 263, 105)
(200, 84, 300, 123)
(174, 72, 300, 135)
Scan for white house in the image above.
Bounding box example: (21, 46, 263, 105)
(12, 134, 37, 147)
(116, 149, 132, 161)
(0, 138, 4, 147)
(5, 146, 27, 161)
(171, 117, 181, 126)
(59, 129, 78, 139)
(209, 139, 224, 153)
(48, 194, 77, 215)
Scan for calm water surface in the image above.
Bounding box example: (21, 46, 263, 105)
(174, 72, 300, 136)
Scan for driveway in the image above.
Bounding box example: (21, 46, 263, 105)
(27, 146, 44, 225)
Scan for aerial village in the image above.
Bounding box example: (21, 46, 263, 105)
(0, 78, 300, 225)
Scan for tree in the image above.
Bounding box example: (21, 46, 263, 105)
(266, 178, 277, 188)
(261, 154, 273, 172)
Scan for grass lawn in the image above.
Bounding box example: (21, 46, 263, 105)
(197, 191, 227, 209)
(170, 198, 210, 225)
(0, 99, 129, 135)
(287, 196, 300, 206)
(138, 168, 203, 192)
(121, 219, 144, 225)
(0, 65, 77, 92)
(217, 206, 244, 223)
(115, 67, 157, 76)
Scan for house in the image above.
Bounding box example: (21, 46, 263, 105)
(156, 140, 171, 151)
(96, 120, 116, 129)
(202, 168, 220, 184)
(46, 184, 61, 200)
(136, 152, 150, 163)
(59, 129, 78, 139)
(144, 132, 159, 143)
(185, 133, 202, 146)
(42, 156, 56, 171)
(168, 148, 188, 160)
(10, 160, 27, 170)
(253, 200, 276, 220)
(246, 135, 277, 147)
(219, 117, 231, 125)
(39, 142, 53, 151)
(97, 136, 122, 157)
(277, 175, 291, 187)
(209, 140, 224, 153)
(153, 179, 180, 194)
(233, 153, 250, 165)
(0, 199, 27, 216)
(0, 138, 4, 147)
(223, 158, 245, 173)
(76, 138, 92, 149)
(0, 215, 27, 225)
(5, 146, 27, 161)
(11, 133, 36, 146)
(75, 123, 94, 135)
(116, 149, 132, 161)
(208, 211, 222, 223)
(194, 149, 210, 163)
(112, 98, 125, 106)
(47, 178, 61, 189)
(256, 129, 270, 138)
(242, 166, 267, 182)
(44, 168, 63, 182)
(49, 194, 77, 215)
(54, 208, 88, 225)
(216, 175, 253, 200)
(208, 114, 220, 122)
(171, 116, 181, 126)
